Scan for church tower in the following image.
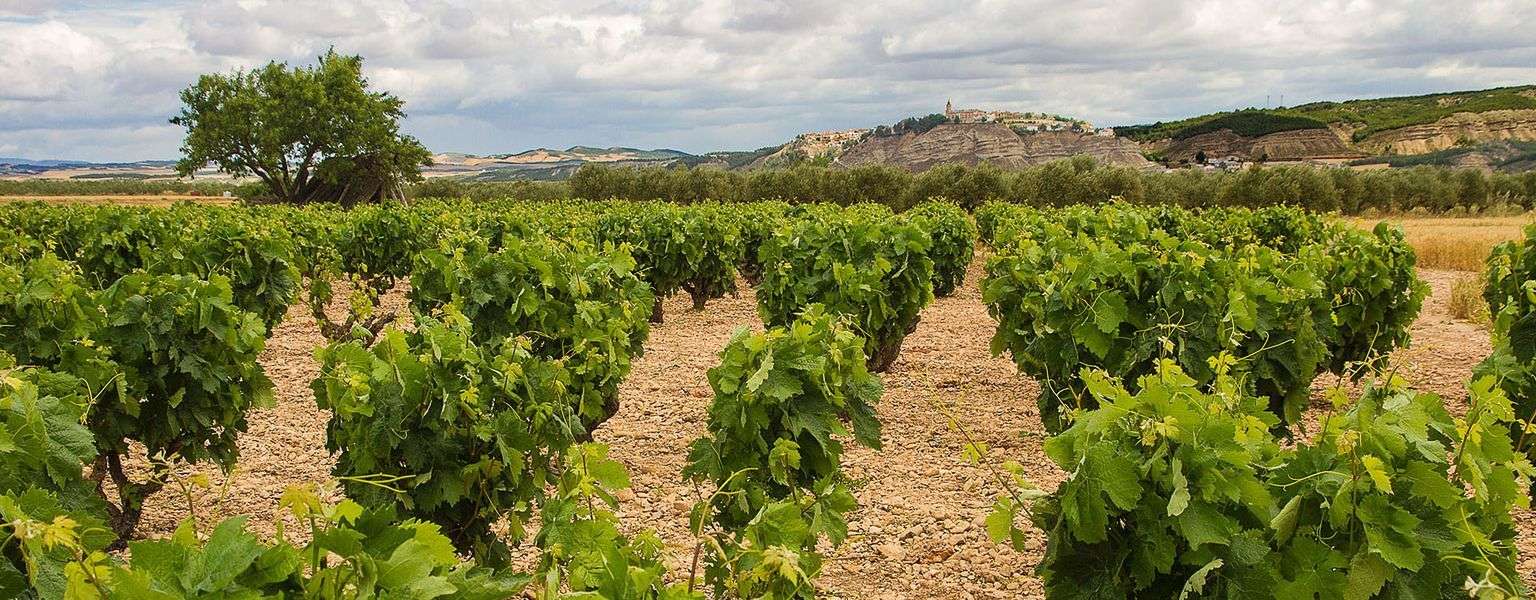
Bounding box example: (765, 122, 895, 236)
(945, 99, 953, 117)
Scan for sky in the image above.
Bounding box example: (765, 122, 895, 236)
(2, 0, 1535, 162)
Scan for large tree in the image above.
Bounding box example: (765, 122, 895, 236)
(172, 50, 431, 204)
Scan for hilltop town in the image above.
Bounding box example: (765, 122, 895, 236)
(943, 100, 1109, 136)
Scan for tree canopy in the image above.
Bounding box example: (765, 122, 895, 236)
(171, 50, 431, 204)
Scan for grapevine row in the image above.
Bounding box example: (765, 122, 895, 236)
(0, 198, 957, 598)
(979, 204, 1534, 597)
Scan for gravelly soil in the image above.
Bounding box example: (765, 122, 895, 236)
(120, 257, 1533, 598)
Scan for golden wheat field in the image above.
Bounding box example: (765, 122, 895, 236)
(1363, 214, 1536, 271)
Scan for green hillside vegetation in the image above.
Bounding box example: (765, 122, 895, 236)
(1120, 85, 1536, 142)
(706, 147, 783, 169)
(566, 146, 695, 160)
(871, 113, 950, 137)
(1351, 140, 1536, 169)
(1166, 111, 1328, 140)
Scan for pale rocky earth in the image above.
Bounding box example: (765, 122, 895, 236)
(124, 255, 1533, 599)
(1358, 109, 1536, 155)
(1159, 127, 1365, 163)
(1147, 108, 1536, 165)
(837, 123, 1155, 172)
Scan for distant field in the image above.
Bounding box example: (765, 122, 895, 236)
(0, 194, 234, 206)
(1363, 213, 1536, 271)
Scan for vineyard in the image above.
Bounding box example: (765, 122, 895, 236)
(0, 197, 1533, 599)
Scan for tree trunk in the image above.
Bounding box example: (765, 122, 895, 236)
(650, 300, 665, 324)
(866, 337, 906, 373)
(575, 393, 622, 443)
(866, 318, 920, 373)
(101, 451, 166, 545)
(683, 280, 713, 311)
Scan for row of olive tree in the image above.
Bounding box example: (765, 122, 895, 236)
(567, 159, 1536, 213)
(568, 161, 1023, 211)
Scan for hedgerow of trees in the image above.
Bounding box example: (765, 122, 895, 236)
(563, 160, 1536, 214)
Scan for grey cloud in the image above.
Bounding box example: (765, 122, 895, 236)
(2, 0, 1535, 162)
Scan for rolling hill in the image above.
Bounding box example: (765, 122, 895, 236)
(1119, 86, 1536, 165)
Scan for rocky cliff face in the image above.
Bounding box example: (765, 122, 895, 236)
(1161, 128, 1364, 163)
(1154, 109, 1536, 164)
(835, 123, 1154, 171)
(1357, 109, 1536, 155)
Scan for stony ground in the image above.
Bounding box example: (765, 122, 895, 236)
(124, 256, 1534, 598)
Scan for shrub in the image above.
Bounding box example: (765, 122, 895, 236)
(525, 160, 1536, 215)
(313, 312, 577, 563)
(756, 211, 934, 372)
(409, 237, 653, 433)
(983, 230, 1330, 430)
(1171, 110, 1329, 140)
(679, 203, 746, 310)
(685, 306, 882, 598)
(91, 272, 273, 535)
(993, 361, 1533, 598)
(907, 200, 978, 297)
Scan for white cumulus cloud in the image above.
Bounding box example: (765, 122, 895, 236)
(0, 0, 1532, 161)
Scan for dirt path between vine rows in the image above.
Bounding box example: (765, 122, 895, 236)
(596, 257, 1048, 599)
(126, 258, 1533, 598)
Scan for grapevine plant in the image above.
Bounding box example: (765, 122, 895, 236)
(1024, 361, 1283, 597)
(313, 310, 578, 565)
(757, 211, 934, 372)
(593, 202, 689, 323)
(983, 228, 1330, 430)
(1477, 223, 1536, 487)
(678, 203, 746, 310)
(409, 236, 654, 434)
(1313, 223, 1428, 373)
(986, 360, 1533, 599)
(90, 272, 274, 536)
(5, 483, 528, 599)
(684, 306, 882, 598)
(306, 203, 431, 341)
(982, 203, 1423, 431)
(536, 444, 702, 599)
(0, 257, 273, 537)
(3, 204, 302, 332)
(907, 199, 978, 297)
(0, 358, 114, 600)
(731, 201, 789, 285)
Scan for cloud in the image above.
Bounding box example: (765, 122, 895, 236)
(1, 0, 1534, 161)
(0, 20, 112, 100)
